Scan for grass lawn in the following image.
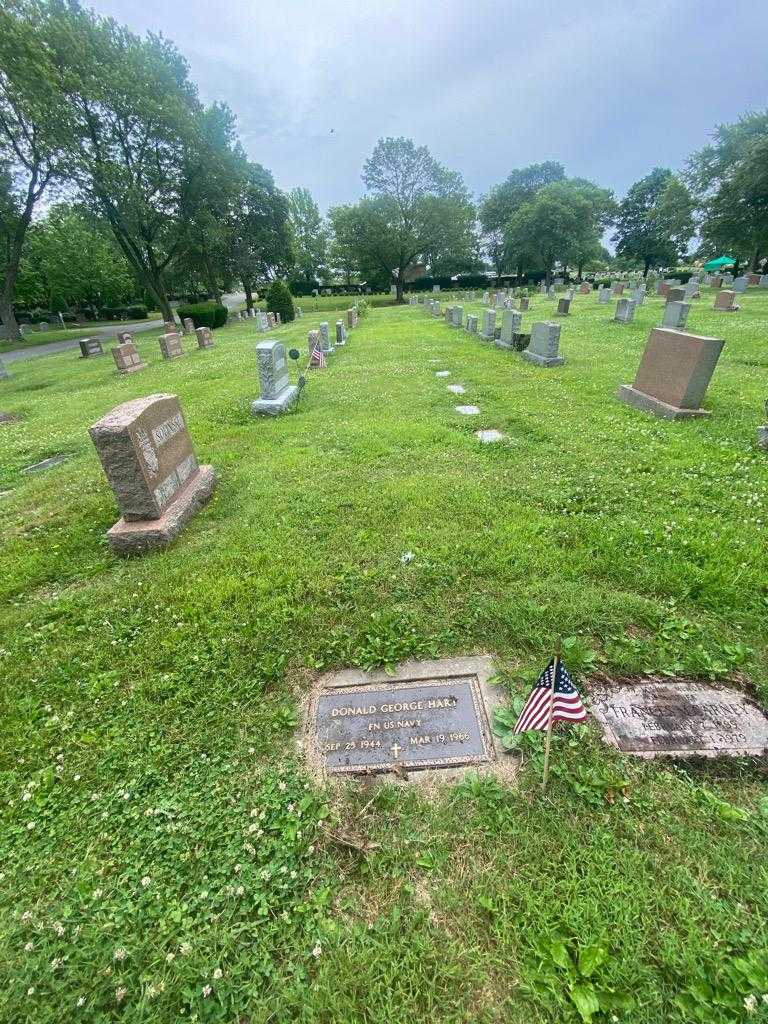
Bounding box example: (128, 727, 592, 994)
(246, 292, 399, 317)
(0, 289, 767, 1023)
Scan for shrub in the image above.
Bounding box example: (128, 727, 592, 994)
(266, 280, 295, 323)
(126, 305, 148, 320)
(177, 300, 227, 329)
(30, 308, 55, 323)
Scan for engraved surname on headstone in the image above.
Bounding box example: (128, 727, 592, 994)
(314, 678, 494, 774)
(88, 394, 198, 522)
(590, 680, 768, 758)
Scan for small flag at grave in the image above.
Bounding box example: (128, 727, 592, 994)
(513, 649, 587, 790)
(311, 339, 326, 367)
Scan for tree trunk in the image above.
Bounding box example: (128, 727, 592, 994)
(577, 261, 584, 281)
(243, 277, 254, 312)
(0, 290, 20, 344)
(396, 268, 405, 303)
(202, 246, 221, 303)
(643, 257, 651, 277)
(733, 258, 741, 276)
(750, 247, 761, 273)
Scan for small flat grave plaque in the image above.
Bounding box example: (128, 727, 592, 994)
(590, 679, 768, 758)
(313, 673, 494, 775)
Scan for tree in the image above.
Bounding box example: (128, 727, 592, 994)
(45, 2, 237, 323)
(328, 205, 361, 288)
(288, 187, 328, 284)
(688, 111, 768, 271)
(612, 168, 694, 275)
(265, 279, 294, 323)
(226, 161, 292, 310)
(0, 0, 72, 341)
(344, 137, 475, 302)
(17, 204, 136, 311)
(479, 162, 565, 277)
(505, 181, 602, 285)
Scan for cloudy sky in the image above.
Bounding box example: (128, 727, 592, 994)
(95, 0, 768, 212)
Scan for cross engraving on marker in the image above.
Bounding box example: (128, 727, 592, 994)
(389, 743, 403, 759)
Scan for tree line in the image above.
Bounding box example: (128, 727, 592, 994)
(2, 0, 767, 340)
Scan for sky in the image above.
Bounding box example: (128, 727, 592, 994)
(93, 0, 768, 213)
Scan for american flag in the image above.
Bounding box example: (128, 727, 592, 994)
(513, 658, 587, 734)
(311, 340, 325, 367)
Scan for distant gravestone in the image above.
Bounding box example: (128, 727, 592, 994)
(409, 295, 417, 305)
(556, 297, 571, 316)
(335, 320, 347, 346)
(614, 298, 636, 324)
(760, 275, 768, 288)
(266, 312, 275, 329)
(667, 287, 686, 303)
(683, 280, 700, 300)
(112, 340, 147, 375)
(163, 320, 176, 336)
(579, 282, 592, 294)
(522, 321, 564, 367)
(714, 290, 738, 312)
(590, 679, 768, 759)
(662, 301, 690, 330)
(347, 308, 358, 329)
(632, 287, 646, 306)
(481, 309, 496, 340)
(195, 326, 213, 349)
(117, 331, 134, 344)
(182, 317, 195, 334)
(38, 322, 50, 332)
(252, 340, 298, 416)
(733, 276, 748, 293)
(296, 306, 303, 318)
(611, 282, 624, 297)
(519, 296, 530, 312)
(598, 287, 611, 304)
(466, 314, 478, 334)
(657, 281, 670, 298)
(159, 332, 184, 360)
(319, 321, 334, 354)
(747, 273, 760, 286)
(617, 327, 725, 419)
(452, 305, 463, 327)
(88, 393, 216, 555)
(497, 309, 522, 348)
(79, 337, 105, 358)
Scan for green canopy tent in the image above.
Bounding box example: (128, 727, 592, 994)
(703, 256, 736, 270)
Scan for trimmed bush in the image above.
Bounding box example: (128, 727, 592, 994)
(266, 280, 295, 323)
(177, 300, 227, 329)
(126, 305, 148, 320)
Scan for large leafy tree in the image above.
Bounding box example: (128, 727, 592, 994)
(612, 168, 694, 275)
(505, 180, 606, 285)
(344, 137, 475, 301)
(43, 1, 237, 322)
(16, 204, 136, 310)
(226, 160, 292, 309)
(288, 187, 328, 284)
(328, 204, 362, 288)
(479, 162, 565, 276)
(0, 0, 72, 341)
(688, 112, 768, 271)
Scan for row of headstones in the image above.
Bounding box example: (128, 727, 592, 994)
(703, 272, 768, 290)
(232, 307, 303, 330)
(76, 319, 215, 374)
(422, 297, 565, 367)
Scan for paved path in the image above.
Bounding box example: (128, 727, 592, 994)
(2, 292, 245, 364)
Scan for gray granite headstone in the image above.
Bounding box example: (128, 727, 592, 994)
(662, 301, 690, 330)
(732, 276, 748, 293)
(632, 287, 646, 306)
(590, 679, 768, 758)
(466, 314, 478, 334)
(319, 321, 334, 354)
(556, 297, 571, 316)
(614, 298, 636, 323)
(252, 340, 298, 415)
(335, 320, 347, 346)
(598, 287, 611, 304)
(79, 337, 105, 358)
(497, 309, 522, 348)
(452, 305, 463, 327)
(521, 321, 564, 367)
(481, 309, 496, 340)
(159, 333, 184, 360)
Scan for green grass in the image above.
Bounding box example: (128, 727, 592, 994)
(1, 290, 767, 1023)
(248, 292, 398, 317)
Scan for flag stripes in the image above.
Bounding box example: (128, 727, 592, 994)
(513, 658, 587, 734)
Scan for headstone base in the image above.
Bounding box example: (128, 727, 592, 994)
(251, 385, 299, 417)
(105, 465, 216, 555)
(521, 350, 564, 368)
(117, 360, 148, 374)
(757, 426, 768, 450)
(617, 384, 710, 419)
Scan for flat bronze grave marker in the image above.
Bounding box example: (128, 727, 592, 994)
(590, 679, 768, 758)
(308, 656, 501, 777)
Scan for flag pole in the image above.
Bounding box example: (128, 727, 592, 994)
(541, 640, 561, 792)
